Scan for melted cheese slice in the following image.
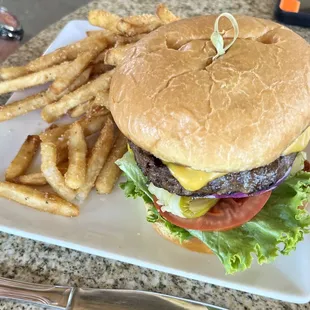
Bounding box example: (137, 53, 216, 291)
(165, 162, 226, 191)
(282, 127, 310, 155)
(165, 127, 310, 191)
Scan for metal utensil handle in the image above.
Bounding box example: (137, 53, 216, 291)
(0, 277, 74, 309)
(69, 288, 227, 310)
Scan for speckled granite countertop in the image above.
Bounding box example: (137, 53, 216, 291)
(1, 1, 310, 309)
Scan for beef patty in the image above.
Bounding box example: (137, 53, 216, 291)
(129, 141, 296, 197)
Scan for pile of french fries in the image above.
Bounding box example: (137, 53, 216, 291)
(0, 4, 178, 217)
(1, 112, 127, 217)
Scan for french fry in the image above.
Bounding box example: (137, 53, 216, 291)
(122, 14, 160, 26)
(91, 91, 110, 110)
(71, 66, 93, 88)
(0, 62, 71, 95)
(94, 52, 106, 64)
(45, 124, 58, 131)
(79, 113, 110, 135)
(56, 114, 109, 164)
(88, 10, 121, 32)
(96, 133, 127, 194)
(94, 34, 145, 64)
(76, 118, 115, 201)
(43, 116, 109, 147)
(0, 66, 29, 81)
(70, 91, 109, 118)
(13, 172, 47, 186)
(69, 99, 93, 118)
(104, 43, 134, 66)
(46, 66, 92, 101)
(0, 93, 49, 122)
(0, 23, 145, 81)
(86, 106, 110, 118)
(156, 4, 179, 23)
(13, 162, 68, 186)
(26, 35, 108, 72)
(65, 123, 87, 189)
(86, 30, 108, 37)
(99, 32, 142, 46)
(49, 41, 107, 95)
(117, 15, 162, 36)
(86, 105, 110, 117)
(91, 63, 114, 76)
(0, 182, 79, 217)
(115, 33, 146, 45)
(41, 69, 114, 123)
(41, 142, 76, 202)
(0, 67, 91, 123)
(5, 135, 40, 181)
(40, 123, 71, 143)
(0, 32, 138, 81)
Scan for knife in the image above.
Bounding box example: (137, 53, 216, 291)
(0, 277, 227, 309)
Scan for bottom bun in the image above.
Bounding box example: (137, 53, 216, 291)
(152, 220, 213, 254)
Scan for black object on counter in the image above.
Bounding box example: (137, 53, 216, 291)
(274, 0, 310, 27)
(0, 7, 24, 41)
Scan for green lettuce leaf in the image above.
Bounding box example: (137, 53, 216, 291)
(189, 171, 310, 274)
(116, 151, 152, 204)
(119, 179, 152, 204)
(117, 151, 310, 274)
(146, 204, 192, 242)
(116, 151, 191, 242)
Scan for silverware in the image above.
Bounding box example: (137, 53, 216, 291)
(0, 277, 227, 309)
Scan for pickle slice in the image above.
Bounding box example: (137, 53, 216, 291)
(180, 197, 218, 218)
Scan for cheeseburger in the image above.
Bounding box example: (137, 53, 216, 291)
(109, 14, 310, 274)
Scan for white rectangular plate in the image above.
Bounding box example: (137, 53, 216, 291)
(1, 20, 310, 304)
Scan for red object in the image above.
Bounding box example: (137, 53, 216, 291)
(279, 0, 300, 13)
(154, 191, 272, 231)
(304, 160, 310, 172)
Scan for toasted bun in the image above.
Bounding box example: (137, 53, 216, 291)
(110, 15, 310, 172)
(153, 220, 213, 254)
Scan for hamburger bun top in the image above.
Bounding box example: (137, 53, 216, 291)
(110, 15, 310, 172)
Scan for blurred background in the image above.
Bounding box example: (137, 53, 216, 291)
(1, 0, 309, 63)
(0, 0, 92, 62)
(0, 0, 91, 42)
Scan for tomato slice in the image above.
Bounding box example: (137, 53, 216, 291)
(154, 191, 271, 231)
(304, 160, 310, 172)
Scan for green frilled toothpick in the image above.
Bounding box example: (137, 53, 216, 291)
(211, 13, 239, 60)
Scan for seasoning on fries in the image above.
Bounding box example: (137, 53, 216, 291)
(65, 123, 87, 190)
(41, 69, 114, 123)
(76, 117, 115, 201)
(96, 133, 127, 194)
(13, 172, 48, 186)
(0, 182, 79, 217)
(5, 135, 40, 181)
(41, 142, 76, 202)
